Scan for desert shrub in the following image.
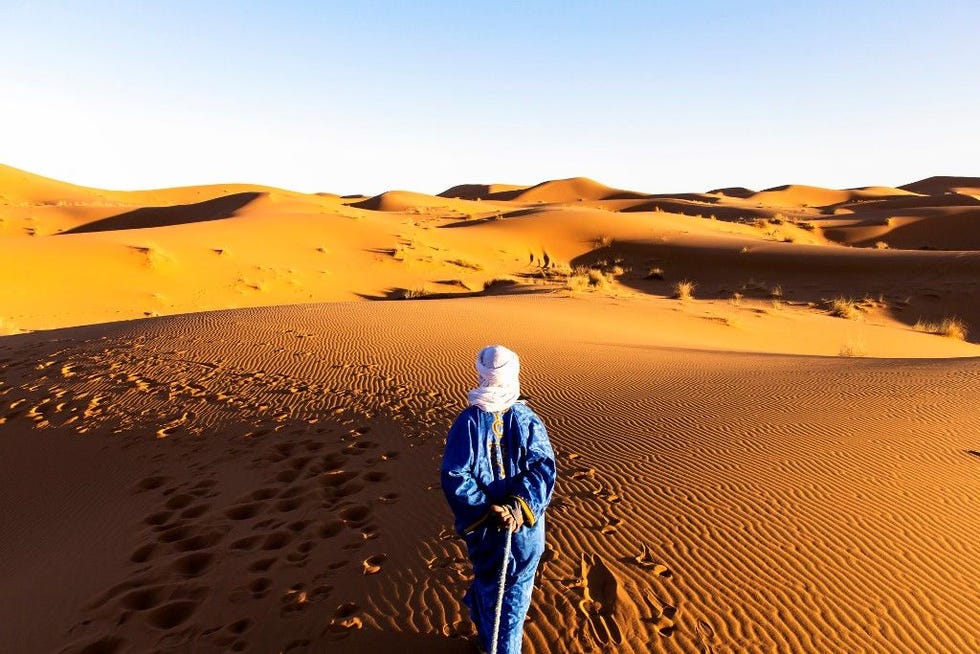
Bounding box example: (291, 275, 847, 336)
(645, 267, 665, 280)
(565, 267, 610, 292)
(828, 297, 859, 319)
(401, 287, 431, 300)
(915, 317, 968, 341)
(673, 280, 695, 300)
(874, 241, 889, 250)
(839, 337, 867, 357)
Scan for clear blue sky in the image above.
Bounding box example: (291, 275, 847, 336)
(2, 1, 977, 195)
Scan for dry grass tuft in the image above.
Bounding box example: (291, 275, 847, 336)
(645, 267, 665, 280)
(446, 258, 483, 271)
(874, 241, 889, 250)
(673, 280, 695, 300)
(839, 337, 867, 357)
(914, 317, 968, 341)
(828, 297, 860, 319)
(565, 267, 611, 293)
(400, 286, 431, 300)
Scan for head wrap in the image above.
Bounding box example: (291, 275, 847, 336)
(466, 345, 521, 413)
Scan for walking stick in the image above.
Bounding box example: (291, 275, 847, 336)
(490, 526, 513, 654)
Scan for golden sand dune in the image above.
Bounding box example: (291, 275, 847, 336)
(1, 165, 979, 652)
(3, 163, 979, 347)
(1, 299, 978, 653)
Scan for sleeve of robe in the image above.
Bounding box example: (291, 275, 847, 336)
(508, 413, 556, 528)
(441, 411, 492, 535)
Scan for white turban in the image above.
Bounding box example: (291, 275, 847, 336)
(466, 345, 521, 413)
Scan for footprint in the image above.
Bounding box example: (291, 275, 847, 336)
(317, 520, 344, 538)
(173, 552, 214, 577)
(631, 543, 673, 578)
(328, 602, 363, 632)
(146, 600, 198, 630)
(378, 492, 399, 504)
(134, 476, 169, 493)
(362, 554, 387, 575)
(165, 494, 195, 510)
(248, 577, 272, 598)
(130, 543, 157, 564)
(643, 589, 677, 621)
(119, 586, 164, 611)
(309, 585, 332, 602)
(577, 553, 624, 646)
(599, 517, 621, 535)
(696, 618, 717, 653)
(261, 531, 294, 551)
(247, 557, 276, 573)
(231, 535, 262, 551)
(225, 503, 263, 521)
(250, 488, 277, 501)
(180, 504, 210, 520)
(340, 505, 371, 526)
(280, 587, 308, 613)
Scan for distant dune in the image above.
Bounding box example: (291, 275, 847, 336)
(1, 163, 979, 653)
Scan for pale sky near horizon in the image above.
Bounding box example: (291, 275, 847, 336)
(2, 1, 978, 196)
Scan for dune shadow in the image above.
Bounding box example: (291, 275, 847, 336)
(356, 280, 546, 301)
(61, 192, 263, 234)
(439, 208, 548, 229)
(572, 241, 980, 343)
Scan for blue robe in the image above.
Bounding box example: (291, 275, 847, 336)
(441, 403, 556, 654)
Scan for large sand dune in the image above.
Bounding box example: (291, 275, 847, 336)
(1, 165, 979, 652)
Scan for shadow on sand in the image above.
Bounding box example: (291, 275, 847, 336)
(61, 192, 263, 234)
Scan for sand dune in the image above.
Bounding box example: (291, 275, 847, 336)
(1, 299, 978, 653)
(898, 175, 980, 197)
(2, 164, 980, 652)
(508, 177, 649, 203)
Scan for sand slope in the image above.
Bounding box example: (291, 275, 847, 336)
(1, 298, 978, 653)
(2, 165, 980, 653)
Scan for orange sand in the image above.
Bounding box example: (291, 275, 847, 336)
(1, 165, 979, 653)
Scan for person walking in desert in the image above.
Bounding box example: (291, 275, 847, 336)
(441, 345, 556, 654)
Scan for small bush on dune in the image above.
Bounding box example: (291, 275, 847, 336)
(483, 278, 518, 293)
(401, 286, 431, 300)
(565, 267, 611, 293)
(673, 280, 695, 300)
(941, 318, 968, 340)
(828, 297, 859, 319)
(645, 267, 665, 280)
(915, 317, 968, 341)
(838, 337, 867, 357)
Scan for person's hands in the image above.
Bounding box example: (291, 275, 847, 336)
(507, 500, 525, 531)
(491, 504, 517, 532)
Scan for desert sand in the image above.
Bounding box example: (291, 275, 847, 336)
(1, 164, 979, 653)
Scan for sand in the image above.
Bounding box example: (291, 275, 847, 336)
(1, 165, 979, 653)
